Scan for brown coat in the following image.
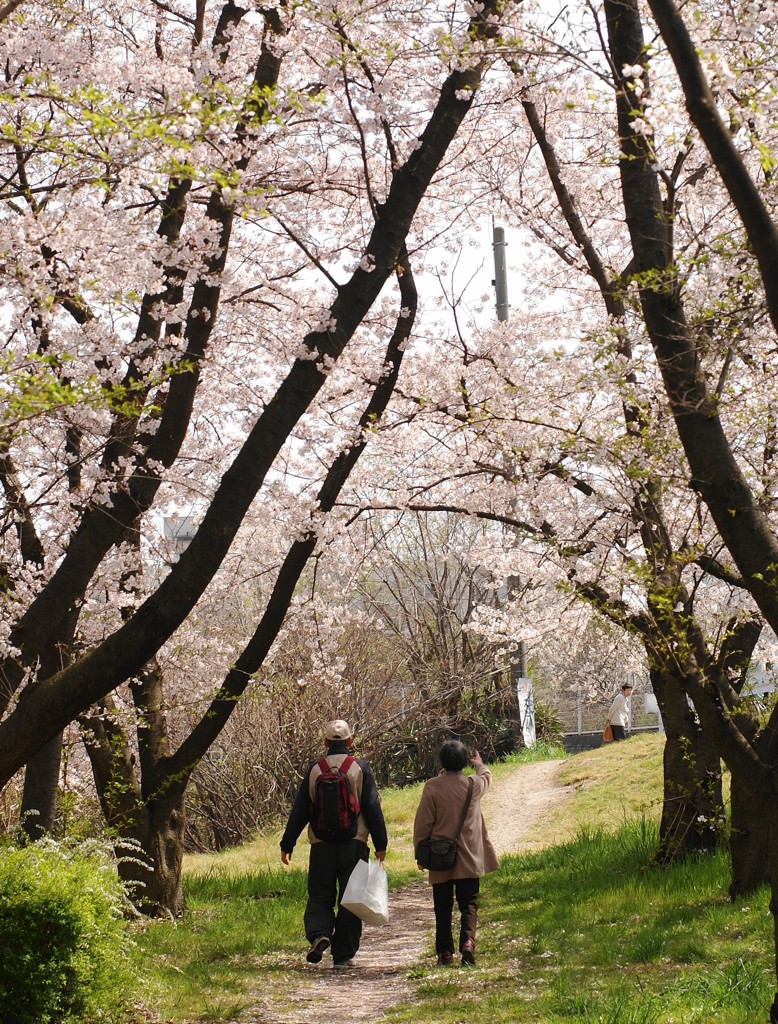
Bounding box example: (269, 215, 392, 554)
(413, 763, 499, 883)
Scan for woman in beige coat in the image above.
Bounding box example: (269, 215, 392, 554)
(413, 740, 499, 966)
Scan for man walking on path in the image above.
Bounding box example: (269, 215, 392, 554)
(280, 719, 388, 968)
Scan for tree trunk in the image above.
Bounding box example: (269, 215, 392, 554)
(19, 616, 79, 840)
(19, 731, 63, 840)
(81, 696, 187, 916)
(720, 619, 769, 896)
(650, 668, 723, 863)
(115, 788, 187, 917)
(729, 775, 770, 897)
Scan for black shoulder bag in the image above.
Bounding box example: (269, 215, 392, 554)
(416, 777, 474, 871)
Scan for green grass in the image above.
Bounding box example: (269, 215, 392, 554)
(545, 733, 666, 844)
(132, 735, 775, 1024)
(384, 820, 772, 1024)
(135, 867, 309, 1021)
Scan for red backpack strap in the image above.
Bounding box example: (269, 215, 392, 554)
(317, 757, 331, 773)
(339, 755, 355, 775)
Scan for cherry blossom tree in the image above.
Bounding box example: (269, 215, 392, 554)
(0, 0, 510, 911)
(599, 2, 778, 1012)
(475, 0, 778, 878)
(410, 0, 778, 1007)
(319, 0, 778, 880)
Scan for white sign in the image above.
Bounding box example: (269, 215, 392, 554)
(516, 677, 536, 748)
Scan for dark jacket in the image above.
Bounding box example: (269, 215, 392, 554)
(280, 747, 388, 854)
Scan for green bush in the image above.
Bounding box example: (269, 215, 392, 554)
(0, 839, 136, 1023)
(534, 698, 565, 744)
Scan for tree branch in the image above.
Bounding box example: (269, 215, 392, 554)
(0, 0, 509, 784)
(646, 0, 778, 336)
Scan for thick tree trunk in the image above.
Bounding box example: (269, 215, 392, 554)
(81, 702, 187, 916)
(729, 775, 770, 897)
(721, 620, 769, 896)
(650, 668, 722, 863)
(19, 617, 79, 840)
(115, 789, 187, 917)
(19, 731, 63, 840)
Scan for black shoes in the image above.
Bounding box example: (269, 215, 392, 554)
(437, 945, 475, 966)
(306, 935, 330, 963)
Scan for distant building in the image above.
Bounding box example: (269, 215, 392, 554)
(163, 515, 198, 563)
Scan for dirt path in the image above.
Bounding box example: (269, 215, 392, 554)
(243, 759, 570, 1024)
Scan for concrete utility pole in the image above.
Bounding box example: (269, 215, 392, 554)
(517, 638, 527, 677)
(492, 223, 510, 322)
(492, 224, 534, 745)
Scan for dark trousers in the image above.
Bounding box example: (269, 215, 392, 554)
(612, 725, 627, 741)
(432, 877, 480, 954)
(304, 839, 368, 963)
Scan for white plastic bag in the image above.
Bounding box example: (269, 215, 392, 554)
(341, 858, 389, 926)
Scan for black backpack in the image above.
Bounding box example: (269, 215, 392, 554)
(310, 756, 361, 841)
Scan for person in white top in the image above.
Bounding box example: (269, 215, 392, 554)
(608, 683, 634, 741)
